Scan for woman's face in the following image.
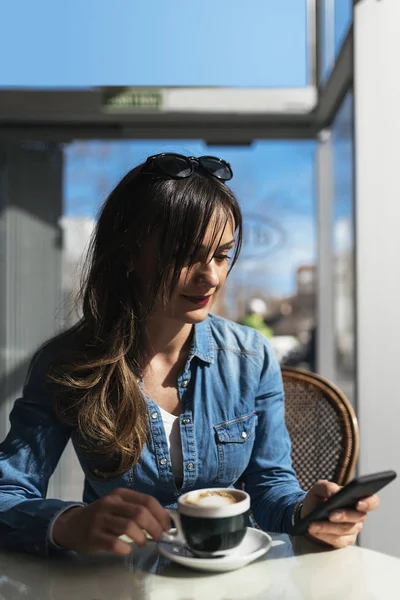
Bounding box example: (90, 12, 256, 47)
(149, 216, 235, 325)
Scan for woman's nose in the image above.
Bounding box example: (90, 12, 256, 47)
(195, 260, 219, 286)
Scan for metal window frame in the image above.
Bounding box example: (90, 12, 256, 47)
(307, 0, 319, 87)
(0, 86, 319, 144)
(316, 130, 335, 380)
(0, 30, 353, 144)
(316, 27, 353, 128)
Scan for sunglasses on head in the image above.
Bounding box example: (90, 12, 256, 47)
(141, 153, 233, 182)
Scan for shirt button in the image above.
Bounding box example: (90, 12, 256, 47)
(241, 431, 248, 439)
(181, 380, 189, 388)
(151, 412, 158, 419)
(187, 462, 194, 471)
(182, 418, 191, 425)
(160, 458, 168, 466)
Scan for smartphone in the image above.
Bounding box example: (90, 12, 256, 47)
(293, 470, 397, 536)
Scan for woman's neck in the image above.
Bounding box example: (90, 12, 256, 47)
(143, 317, 193, 364)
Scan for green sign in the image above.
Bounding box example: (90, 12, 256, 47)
(102, 89, 163, 111)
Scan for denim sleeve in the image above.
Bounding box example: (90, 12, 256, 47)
(0, 348, 80, 556)
(242, 335, 307, 533)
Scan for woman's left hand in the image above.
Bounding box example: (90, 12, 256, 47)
(301, 480, 380, 549)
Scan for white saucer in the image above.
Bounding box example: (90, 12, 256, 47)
(158, 527, 272, 572)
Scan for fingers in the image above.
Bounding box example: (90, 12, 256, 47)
(308, 518, 363, 549)
(329, 509, 367, 524)
(114, 489, 171, 531)
(106, 508, 165, 542)
(97, 533, 133, 556)
(303, 482, 380, 551)
(98, 490, 170, 550)
(357, 494, 380, 513)
(309, 520, 363, 538)
(311, 480, 342, 500)
(104, 515, 148, 544)
(55, 491, 171, 555)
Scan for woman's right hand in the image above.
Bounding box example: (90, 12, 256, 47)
(52, 488, 171, 555)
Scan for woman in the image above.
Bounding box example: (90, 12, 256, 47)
(0, 153, 378, 556)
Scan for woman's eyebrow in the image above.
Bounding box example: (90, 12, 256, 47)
(217, 240, 235, 250)
(200, 239, 235, 251)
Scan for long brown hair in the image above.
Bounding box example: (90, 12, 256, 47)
(49, 162, 243, 478)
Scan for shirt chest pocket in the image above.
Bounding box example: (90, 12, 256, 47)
(213, 412, 258, 485)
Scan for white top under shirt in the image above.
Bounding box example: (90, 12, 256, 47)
(159, 407, 184, 484)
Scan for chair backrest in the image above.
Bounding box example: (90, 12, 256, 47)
(282, 366, 359, 490)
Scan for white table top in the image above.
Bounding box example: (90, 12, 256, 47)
(1, 534, 399, 600)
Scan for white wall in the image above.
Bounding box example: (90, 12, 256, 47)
(354, 0, 400, 557)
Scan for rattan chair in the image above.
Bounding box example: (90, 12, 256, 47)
(282, 366, 359, 490)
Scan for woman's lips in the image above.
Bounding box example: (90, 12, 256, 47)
(183, 295, 211, 306)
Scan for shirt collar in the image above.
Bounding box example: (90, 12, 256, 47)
(190, 317, 215, 364)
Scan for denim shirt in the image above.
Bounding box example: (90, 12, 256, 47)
(0, 314, 306, 556)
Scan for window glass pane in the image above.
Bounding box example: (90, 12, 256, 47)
(1, 0, 309, 88)
(320, 0, 352, 83)
(332, 91, 355, 403)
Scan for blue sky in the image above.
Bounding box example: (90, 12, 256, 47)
(0, 1, 352, 296)
(0, 0, 352, 88)
(1, 0, 308, 87)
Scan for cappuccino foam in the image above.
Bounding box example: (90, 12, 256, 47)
(184, 490, 238, 508)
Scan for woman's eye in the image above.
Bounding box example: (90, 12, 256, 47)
(214, 254, 230, 263)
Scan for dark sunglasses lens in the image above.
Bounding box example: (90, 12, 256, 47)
(200, 157, 233, 181)
(158, 154, 192, 178)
